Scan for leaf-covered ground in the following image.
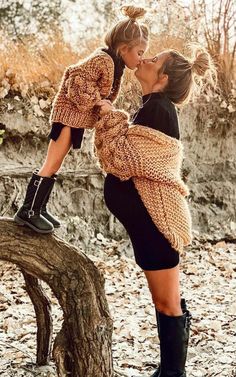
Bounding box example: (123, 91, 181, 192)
(0, 234, 235, 377)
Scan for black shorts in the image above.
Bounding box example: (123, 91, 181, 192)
(49, 122, 84, 149)
(104, 174, 180, 271)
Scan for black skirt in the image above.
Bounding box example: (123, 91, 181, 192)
(49, 122, 84, 149)
(104, 174, 180, 271)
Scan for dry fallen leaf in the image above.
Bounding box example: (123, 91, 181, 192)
(0, 235, 235, 376)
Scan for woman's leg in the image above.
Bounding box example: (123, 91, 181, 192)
(144, 265, 191, 377)
(144, 265, 182, 316)
(39, 126, 72, 177)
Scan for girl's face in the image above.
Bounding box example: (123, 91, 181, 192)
(119, 40, 148, 70)
(135, 52, 169, 87)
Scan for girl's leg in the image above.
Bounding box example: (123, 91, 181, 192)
(14, 126, 72, 233)
(39, 126, 72, 177)
(37, 126, 72, 227)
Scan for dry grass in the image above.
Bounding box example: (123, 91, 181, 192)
(0, 29, 234, 103)
(0, 31, 187, 99)
(194, 0, 235, 97)
(0, 31, 87, 98)
(148, 34, 186, 56)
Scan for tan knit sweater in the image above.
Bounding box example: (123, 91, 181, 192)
(95, 110, 192, 253)
(50, 49, 121, 129)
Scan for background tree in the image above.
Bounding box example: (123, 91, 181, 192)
(0, 0, 62, 40)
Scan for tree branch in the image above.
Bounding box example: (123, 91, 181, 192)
(0, 217, 113, 377)
(21, 270, 53, 366)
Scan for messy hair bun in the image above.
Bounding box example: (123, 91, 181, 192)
(121, 5, 147, 20)
(191, 47, 215, 77)
(104, 4, 149, 53)
(158, 45, 217, 105)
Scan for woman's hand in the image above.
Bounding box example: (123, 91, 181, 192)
(96, 99, 115, 116)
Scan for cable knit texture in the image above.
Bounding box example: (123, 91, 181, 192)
(95, 110, 192, 253)
(50, 49, 122, 129)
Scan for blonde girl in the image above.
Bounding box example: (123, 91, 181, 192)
(14, 5, 149, 233)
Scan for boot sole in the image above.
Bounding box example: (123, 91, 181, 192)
(14, 215, 54, 234)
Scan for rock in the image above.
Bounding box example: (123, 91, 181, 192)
(33, 104, 44, 117)
(30, 95, 39, 104)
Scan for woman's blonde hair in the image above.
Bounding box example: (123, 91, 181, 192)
(104, 5, 149, 53)
(160, 45, 217, 105)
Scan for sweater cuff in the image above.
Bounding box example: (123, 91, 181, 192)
(98, 109, 129, 129)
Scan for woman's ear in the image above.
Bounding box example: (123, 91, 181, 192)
(160, 73, 168, 88)
(152, 73, 168, 92)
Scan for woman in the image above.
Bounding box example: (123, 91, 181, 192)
(95, 47, 216, 376)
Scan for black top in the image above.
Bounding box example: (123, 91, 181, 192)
(132, 92, 180, 139)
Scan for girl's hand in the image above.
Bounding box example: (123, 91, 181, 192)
(96, 100, 115, 116)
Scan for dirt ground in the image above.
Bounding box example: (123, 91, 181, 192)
(0, 97, 235, 377)
(0, 232, 235, 377)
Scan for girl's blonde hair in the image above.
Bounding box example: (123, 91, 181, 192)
(160, 45, 217, 105)
(104, 5, 149, 53)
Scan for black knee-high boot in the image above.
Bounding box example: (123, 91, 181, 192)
(151, 299, 191, 377)
(41, 174, 61, 228)
(14, 171, 54, 233)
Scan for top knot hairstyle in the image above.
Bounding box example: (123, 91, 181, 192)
(121, 5, 147, 20)
(159, 45, 217, 105)
(191, 47, 215, 77)
(104, 5, 149, 53)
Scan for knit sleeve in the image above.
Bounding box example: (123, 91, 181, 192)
(95, 109, 189, 197)
(65, 54, 114, 112)
(95, 110, 142, 180)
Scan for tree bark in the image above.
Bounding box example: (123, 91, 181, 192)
(21, 270, 52, 365)
(0, 217, 113, 377)
(0, 165, 101, 179)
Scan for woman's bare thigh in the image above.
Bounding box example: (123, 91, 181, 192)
(143, 265, 182, 316)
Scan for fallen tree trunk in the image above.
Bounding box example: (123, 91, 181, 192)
(0, 217, 113, 377)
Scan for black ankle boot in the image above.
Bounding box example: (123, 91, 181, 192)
(14, 171, 54, 233)
(157, 308, 191, 377)
(41, 174, 61, 228)
(151, 299, 191, 377)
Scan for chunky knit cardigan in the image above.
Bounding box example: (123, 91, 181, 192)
(95, 110, 192, 253)
(50, 49, 122, 129)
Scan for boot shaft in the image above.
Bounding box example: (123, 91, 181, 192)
(41, 173, 57, 211)
(22, 171, 54, 217)
(14, 170, 55, 233)
(155, 299, 191, 337)
(38, 173, 60, 228)
(157, 311, 191, 377)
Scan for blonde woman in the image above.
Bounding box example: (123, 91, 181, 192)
(14, 5, 149, 233)
(96, 47, 216, 376)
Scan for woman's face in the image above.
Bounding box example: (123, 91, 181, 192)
(120, 40, 148, 70)
(135, 52, 169, 86)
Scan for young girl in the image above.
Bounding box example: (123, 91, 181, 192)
(95, 46, 216, 376)
(14, 5, 149, 233)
